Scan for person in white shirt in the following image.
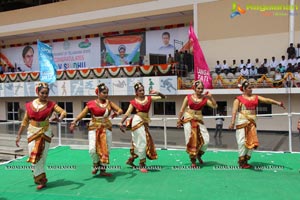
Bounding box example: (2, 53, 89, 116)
(296, 43, 300, 57)
(215, 60, 221, 74)
(222, 60, 229, 74)
(214, 112, 224, 138)
(288, 55, 297, 67)
(273, 69, 283, 87)
(294, 68, 300, 87)
(240, 65, 249, 77)
(229, 59, 238, 74)
(246, 59, 252, 70)
(253, 58, 260, 69)
(238, 60, 245, 72)
(280, 55, 288, 69)
(269, 56, 278, 71)
(249, 65, 258, 79)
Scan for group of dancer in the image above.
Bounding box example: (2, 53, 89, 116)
(15, 80, 285, 190)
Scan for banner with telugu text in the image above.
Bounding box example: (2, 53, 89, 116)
(53, 37, 100, 70)
(189, 25, 213, 89)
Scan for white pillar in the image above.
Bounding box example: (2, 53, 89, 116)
(193, 1, 198, 37)
(289, 0, 295, 44)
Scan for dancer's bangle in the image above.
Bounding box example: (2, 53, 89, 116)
(177, 120, 183, 126)
(70, 122, 77, 126)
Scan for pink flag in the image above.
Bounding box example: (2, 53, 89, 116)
(189, 25, 213, 89)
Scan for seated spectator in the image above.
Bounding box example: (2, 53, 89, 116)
(229, 59, 237, 74)
(238, 59, 245, 72)
(215, 60, 221, 74)
(253, 58, 260, 69)
(269, 56, 278, 71)
(257, 63, 268, 75)
(221, 60, 229, 74)
(283, 71, 295, 88)
(273, 69, 283, 87)
(296, 63, 300, 71)
(286, 63, 294, 73)
(288, 54, 297, 67)
(280, 55, 288, 69)
(246, 58, 252, 70)
(297, 43, 300, 57)
(262, 58, 268, 69)
(240, 65, 249, 78)
(297, 56, 300, 64)
(249, 65, 258, 79)
(277, 63, 286, 74)
(294, 68, 300, 87)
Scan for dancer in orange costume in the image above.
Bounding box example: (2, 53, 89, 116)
(177, 80, 217, 167)
(16, 82, 66, 190)
(229, 80, 285, 168)
(119, 82, 165, 173)
(70, 83, 123, 176)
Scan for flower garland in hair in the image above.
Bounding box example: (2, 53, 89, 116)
(238, 80, 249, 92)
(95, 83, 107, 95)
(35, 82, 49, 95)
(192, 80, 203, 90)
(134, 82, 143, 91)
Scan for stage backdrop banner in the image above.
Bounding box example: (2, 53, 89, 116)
(52, 37, 101, 70)
(38, 40, 57, 84)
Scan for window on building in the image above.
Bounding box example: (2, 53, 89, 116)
(202, 105, 214, 116)
(57, 102, 73, 121)
(120, 102, 136, 114)
(82, 102, 91, 118)
(7, 102, 19, 120)
(257, 103, 272, 117)
(153, 102, 176, 115)
(216, 101, 227, 115)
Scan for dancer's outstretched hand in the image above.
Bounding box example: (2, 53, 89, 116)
(119, 123, 126, 133)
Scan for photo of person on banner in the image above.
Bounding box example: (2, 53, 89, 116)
(22, 45, 34, 69)
(103, 35, 143, 66)
(15, 45, 36, 72)
(158, 31, 175, 55)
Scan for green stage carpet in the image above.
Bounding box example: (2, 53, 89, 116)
(0, 146, 300, 200)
